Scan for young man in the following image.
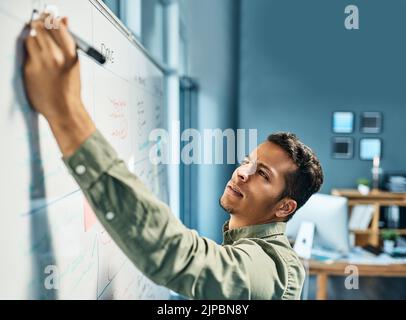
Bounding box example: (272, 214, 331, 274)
(23, 15, 323, 299)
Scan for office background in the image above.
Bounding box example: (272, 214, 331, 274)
(92, 0, 406, 298)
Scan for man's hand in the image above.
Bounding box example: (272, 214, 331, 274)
(24, 15, 80, 120)
(23, 14, 96, 157)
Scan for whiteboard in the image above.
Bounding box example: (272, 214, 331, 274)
(0, 0, 170, 299)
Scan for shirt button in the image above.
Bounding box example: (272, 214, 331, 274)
(106, 212, 115, 220)
(75, 164, 87, 175)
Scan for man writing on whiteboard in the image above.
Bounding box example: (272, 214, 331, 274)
(23, 15, 323, 299)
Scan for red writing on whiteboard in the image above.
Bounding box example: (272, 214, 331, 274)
(109, 98, 127, 118)
(108, 98, 128, 139)
(111, 119, 128, 139)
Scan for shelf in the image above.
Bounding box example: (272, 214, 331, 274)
(348, 200, 406, 206)
(332, 189, 406, 200)
(332, 189, 406, 246)
(351, 229, 406, 236)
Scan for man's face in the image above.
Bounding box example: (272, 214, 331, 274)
(220, 141, 298, 224)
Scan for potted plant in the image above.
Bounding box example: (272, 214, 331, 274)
(381, 229, 399, 254)
(357, 178, 371, 195)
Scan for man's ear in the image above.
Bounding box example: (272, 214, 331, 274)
(275, 198, 297, 220)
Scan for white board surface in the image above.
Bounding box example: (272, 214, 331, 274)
(0, 0, 169, 299)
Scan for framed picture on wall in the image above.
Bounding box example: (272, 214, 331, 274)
(360, 138, 382, 160)
(361, 112, 382, 133)
(332, 137, 354, 159)
(332, 111, 354, 133)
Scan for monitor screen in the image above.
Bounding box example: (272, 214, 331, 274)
(286, 194, 350, 255)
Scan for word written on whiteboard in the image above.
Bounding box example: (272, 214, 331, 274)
(111, 120, 128, 139)
(109, 98, 128, 139)
(137, 99, 146, 137)
(101, 43, 115, 64)
(153, 81, 163, 98)
(135, 75, 147, 87)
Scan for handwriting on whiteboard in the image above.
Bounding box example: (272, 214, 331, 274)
(136, 99, 146, 137)
(100, 43, 114, 64)
(135, 74, 146, 88)
(108, 98, 128, 139)
(153, 82, 163, 99)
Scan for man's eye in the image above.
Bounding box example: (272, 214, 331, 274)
(259, 170, 269, 180)
(240, 159, 250, 166)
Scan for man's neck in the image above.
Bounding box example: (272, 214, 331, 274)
(228, 216, 282, 230)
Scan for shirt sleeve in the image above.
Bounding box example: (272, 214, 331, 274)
(62, 130, 286, 299)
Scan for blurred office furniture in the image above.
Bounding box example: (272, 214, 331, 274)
(308, 258, 406, 300)
(287, 194, 349, 301)
(288, 193, 406, 300)
(286, 194, 350, 255)
(293, 222, 315, 260)
(382, 172, 406, 193)
(371, 155, 382, 190)
(332, 189, 406, 247)
(381, 173, 406, 231)
(387, 176, 406, 193)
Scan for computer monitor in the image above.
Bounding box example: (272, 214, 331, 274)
(286, 193, 350, 255)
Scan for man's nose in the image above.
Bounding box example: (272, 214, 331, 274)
(237, 165, 252, 182)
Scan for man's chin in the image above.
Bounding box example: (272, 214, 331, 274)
(219, 196, 234, 214)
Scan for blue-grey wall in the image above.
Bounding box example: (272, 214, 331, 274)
(139, 0, 239, 243)
(239, 0, 406, 193)
(180, 0, 240, 243)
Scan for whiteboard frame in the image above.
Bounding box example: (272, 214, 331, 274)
(89, 0, 168, 75)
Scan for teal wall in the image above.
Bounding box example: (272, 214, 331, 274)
(239, 0, 406, 193)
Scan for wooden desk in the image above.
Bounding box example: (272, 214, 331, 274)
(308, 259, 406, 300)
(331, 189, 406, 246)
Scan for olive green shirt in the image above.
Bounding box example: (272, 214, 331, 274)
(63, 130, 305, 300)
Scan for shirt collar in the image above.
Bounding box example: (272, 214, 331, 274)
(222, 220, 286, 245)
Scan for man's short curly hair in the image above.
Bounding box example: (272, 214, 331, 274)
(267, 132, 324, 219)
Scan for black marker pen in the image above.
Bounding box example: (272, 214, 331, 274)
(70, 31, 106, 65)
(29, 9, 106, 65)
